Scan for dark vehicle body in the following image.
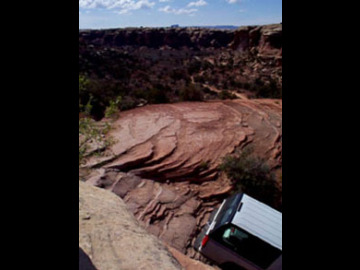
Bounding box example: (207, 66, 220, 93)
(194, 193, 282, 270)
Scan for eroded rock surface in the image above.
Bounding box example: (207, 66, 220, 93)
(166, 245, 219, 270)
(81, 99, 282, 260)
(83, 100, 281, 177)
(85, 169, 231, 257)
(79, 181, 182, 270)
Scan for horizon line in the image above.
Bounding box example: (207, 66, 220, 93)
(79, 22, 282, 31)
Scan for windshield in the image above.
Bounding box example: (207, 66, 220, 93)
(213, 193, 242, 231)
(213, 224, 281, 269)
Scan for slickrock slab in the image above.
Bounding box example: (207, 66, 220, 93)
(82, 99, 282, 260)
(79, 181, 182, 270)
(87, 169, 232, 256)
(83, 100, 281, 181)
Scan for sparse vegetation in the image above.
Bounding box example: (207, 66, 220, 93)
(219, 148, 281, 211)
(79, 118, 113, 164)
(79, 74, 90, 95)
(79, 37, 282, 119)
(245, 77, 282, 99)
(105, 96, 122, 118)
(199, 161, 210, 171)
(79, 75, 116, 164)
(180, 84, 204, 101)
(219, 90, 237, 100)
(79, 117, 110, 164)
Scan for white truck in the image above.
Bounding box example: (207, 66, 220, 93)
(194, 193, 282, 270)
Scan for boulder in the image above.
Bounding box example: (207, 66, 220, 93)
(79, 181, 182, 270)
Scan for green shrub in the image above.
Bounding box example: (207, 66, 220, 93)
(79, 118, 112, 164)
(219, 90, 237, 100)
(79, 74, 90, 112)
(187, 60, 202, 74)
(202, 61, 214, 70)
(199, 161, 210, 171)
(171, 69, 189, 81)
(256, 79, 282, 98)
(245, 78, 281, 99)
(146, 87, 169, 104)
(81, 94, 93, 116)
(180, 84, 204, 101)
(194, 75, 205, 84)
(119, 96, 137, 110)
(219, 148, 281, 210)
(133, 88, 148, 99)
(79, 74, 90, 94)
(105, 96, 122, 118)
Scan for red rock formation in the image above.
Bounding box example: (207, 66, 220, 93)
(79, 24, 282, 57)
(83, 100, 281, 177)
(81, 99, 281, 259)
(166, 245, 219, 270)
(230, 24, 282, 60)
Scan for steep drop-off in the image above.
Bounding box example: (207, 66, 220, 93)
(80, 181, 218, 270)
(79, 24, 282, 119)
(79, 23, 282, 266)
(79, 181, 182, 270)
(81, 99, 282, 259)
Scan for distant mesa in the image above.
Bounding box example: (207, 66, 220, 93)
(79, 23, 282, 53)
(193, 25, 239, 30)
(171, 25, 239, 30)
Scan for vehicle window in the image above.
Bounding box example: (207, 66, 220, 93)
(222, 227, 249, 253)
(215, 226, 281, 269)
(214, 194, 241, 229)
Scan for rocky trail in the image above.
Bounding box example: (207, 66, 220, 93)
(80, 99, 282, 264)
(191, 73, 250, 100)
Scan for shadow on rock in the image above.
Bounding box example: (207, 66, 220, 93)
(79, 247, 97, 270)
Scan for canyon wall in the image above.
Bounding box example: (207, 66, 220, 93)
(79, 24, 282, 58)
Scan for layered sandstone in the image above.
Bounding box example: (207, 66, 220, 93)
(81, 99, 282, 258)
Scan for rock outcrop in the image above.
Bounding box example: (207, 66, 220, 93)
(83, 100, 281, 174)
(230, 24, 282, 55)
(81, 99, 282, 258)
(80, 27, 235, 49)
(79, 24, 282, 58)
(79, 181, 182, 270)
(166, 245, 219, 270)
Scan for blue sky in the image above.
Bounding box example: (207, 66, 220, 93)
(79, 0, 282, 29)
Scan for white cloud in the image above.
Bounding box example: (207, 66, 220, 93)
(159, 5, 197, 15)
(159, 0, 171, 2)
(226, 0, 240, 3)
(79, 0, 155, 14)
(187, 0, 207, 7)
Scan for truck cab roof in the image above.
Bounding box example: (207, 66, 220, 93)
(231, 194, 282, 250)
